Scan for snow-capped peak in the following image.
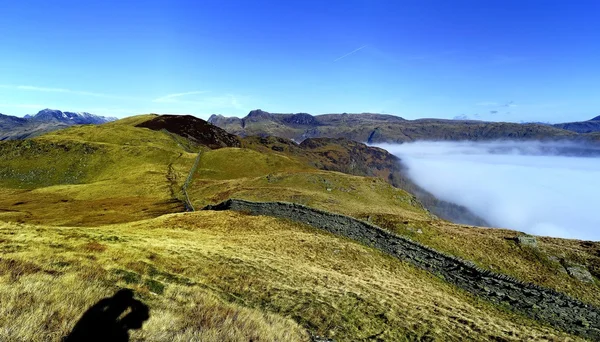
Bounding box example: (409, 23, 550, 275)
(28, 109, 117, 124)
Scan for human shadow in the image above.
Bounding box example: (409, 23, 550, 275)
(63, 289, 150, 342)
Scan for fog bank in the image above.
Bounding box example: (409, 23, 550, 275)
(377, 141, 600, 241)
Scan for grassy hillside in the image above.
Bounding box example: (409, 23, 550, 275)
(240, 136, 488, 226)
(0, 115, 199, 225)
(187, 147, 430, 221)
(0, 214, 579, 341)
(0, 114, 598, 340)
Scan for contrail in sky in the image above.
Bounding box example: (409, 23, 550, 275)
(333, 45, 368, 62)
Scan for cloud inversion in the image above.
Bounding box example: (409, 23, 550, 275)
(377, 141, 600, 241)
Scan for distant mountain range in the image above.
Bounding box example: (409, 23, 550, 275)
(3, 108, 600, 143)
(0, 109, 116, 140)
(209, 110, 600, 143)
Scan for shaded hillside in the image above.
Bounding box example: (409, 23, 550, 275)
(0, 113, 28, 130)
(553, 115, 600, 133)
(241, 136, 488, 226)
(0, 109, 115, 140)
(136, 114, 240, 149)
(209, 109, 583, 143)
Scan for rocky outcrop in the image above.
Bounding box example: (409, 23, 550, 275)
(136, 115, 240, 149)
(516, 235, 538, 248)
(281, 113, 320, 126)
(203, 199, 600, 340)
(566, 265, 595, 283)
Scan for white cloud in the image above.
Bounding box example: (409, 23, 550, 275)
(16, 85, 70, 93)
(1, 84, 250, 117)
(153, 91, 245, 110)
(0, 103, 48, 110)
(490, 55, 530, 65)
(153, 91, 208, 103)
(333, 45, 368, 62)
(475, 101, 499, 106)
(2, 84, 142, 101)
(376, 141, 600, 241)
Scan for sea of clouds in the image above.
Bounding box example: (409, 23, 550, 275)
(376, 141, 600, 241)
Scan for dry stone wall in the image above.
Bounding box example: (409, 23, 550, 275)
(203, 199, 600, 339)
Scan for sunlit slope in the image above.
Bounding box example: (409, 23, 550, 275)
(186, 146, 600, 312)
(187, 147, 432, 221)
(0, 115, 198, 225)
(0, 213, 577, 341)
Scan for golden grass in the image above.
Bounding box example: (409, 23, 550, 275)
(365, 214, 600, 308)
(195, 148, 313, 180)
(0, 214, 580, 341)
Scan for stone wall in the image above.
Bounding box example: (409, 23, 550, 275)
(203, 199, 600, 339)
(181, 152, 202, 211)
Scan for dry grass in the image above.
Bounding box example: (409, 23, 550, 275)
(0, 214, 580, 341)
(365, 214, 600, 308)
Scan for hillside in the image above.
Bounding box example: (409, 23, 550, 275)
(0, 114, 599, 340)
(240, 135, 488, 226)
(0, 109, 115, 140)
(0, 114, 199, 225)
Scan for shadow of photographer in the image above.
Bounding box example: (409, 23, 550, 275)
(64, 289, 149, 342)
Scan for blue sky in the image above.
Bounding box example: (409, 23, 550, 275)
(1, 0, 599, 122)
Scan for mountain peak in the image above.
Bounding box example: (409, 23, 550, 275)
(247, 109, 272, 118)
(590, 115, 600, 121)
(34, 108, 65, 120)
(29, 109, 115, 124)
